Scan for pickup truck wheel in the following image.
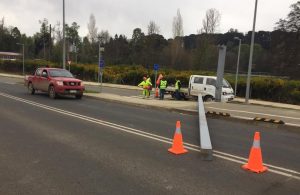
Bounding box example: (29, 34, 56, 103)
(28, 83, 35, 95)
(204, 95, 213, 102)
(75, 94, 83, 99)
(48, 86, 56, 99)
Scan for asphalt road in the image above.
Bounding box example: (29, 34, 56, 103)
(0, 79, 300, 194)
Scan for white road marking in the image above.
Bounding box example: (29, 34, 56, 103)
(206, 106, 300, 120)
(0, 92, 299, 180)
(1, 81, 16, 85)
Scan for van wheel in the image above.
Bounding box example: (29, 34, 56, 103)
(204, 95, 213, 102)
(48, 85, 56, 99)
(28, 83, 35, 95)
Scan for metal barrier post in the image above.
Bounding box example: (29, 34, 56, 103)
(198, 94, 213, 160)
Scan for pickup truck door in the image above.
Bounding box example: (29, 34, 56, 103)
(190, 76, 205, 96)
(40, 69, 51, 92)
(205, 78, 217, 96)
(32, 69, 42, 90)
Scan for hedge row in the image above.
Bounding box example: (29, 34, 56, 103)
(0, 60, 299, 104)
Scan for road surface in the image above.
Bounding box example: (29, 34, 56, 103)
(0, 78, 299, 194)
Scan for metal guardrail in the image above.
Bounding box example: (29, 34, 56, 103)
(198, 94, 213, 160)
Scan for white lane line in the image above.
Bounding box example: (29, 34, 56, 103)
(285, 123, 300, 128)
(1, 82, 16, 85)
(206, 106, 300, 121)
(0, 92, 299, 180)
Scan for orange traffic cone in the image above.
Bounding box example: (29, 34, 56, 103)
(242, 132, 267, 173)
(155, 87, 159, 98)
(168, 121, 188, 155)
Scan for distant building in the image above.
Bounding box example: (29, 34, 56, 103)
(0, 52, 22, 60)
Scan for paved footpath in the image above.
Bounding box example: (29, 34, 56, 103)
(1, 73, 299, 127)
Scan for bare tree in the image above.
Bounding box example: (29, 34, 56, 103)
(201, 8, 221, 34)
(98, 30, 110, 44)
(54, 21, 62, 43)
(172, 9, 184, 38)
(87, 14, 98, 43)
(148, 21, 160, 35)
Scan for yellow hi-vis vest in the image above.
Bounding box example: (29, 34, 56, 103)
(160, 80, 167, 89)
(138, 81, 148, 89)
(175, 80, 181, 90)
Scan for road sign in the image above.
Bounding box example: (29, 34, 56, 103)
(154, 64, 159, 71)
(67, 60, 71, 65)
(99, 59, 105, 68)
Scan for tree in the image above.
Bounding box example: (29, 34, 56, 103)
(54, 21, 63, 43)
(201, 8, 221, 34)
(35, 18, 51, 59)
(98, 30, 110, 45)
(87, 14, 98, 43)
(0, 17, 4, 30)
(131, 28, 145, 43)
(275, 1, 300, 35)
(147, 21, 160, 35)
(172, 9, 184, 38)
(130, 28, 145, 64)
(66, 22, 81, 46)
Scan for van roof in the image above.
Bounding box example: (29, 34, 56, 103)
(191, 75, 217, 79)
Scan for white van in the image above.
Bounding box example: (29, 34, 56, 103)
(166, 75, 234, 102)
(188, 75, 234, 102)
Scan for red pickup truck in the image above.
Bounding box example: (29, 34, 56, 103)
(24, 68, 85, 99)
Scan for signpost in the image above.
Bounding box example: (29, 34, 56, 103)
(99, 58, 105, 93)
(153, 64, 160, 98)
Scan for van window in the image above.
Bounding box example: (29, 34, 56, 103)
(206, 78, 216, 87)
(194, 77, 204, 84)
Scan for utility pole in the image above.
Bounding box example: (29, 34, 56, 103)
(215, 45, 227, 102)
(62, 0, 66, 69)
(49, 24, 51, 61)
(16, 43, 25, 75)
(245, 0, 258, 103)
(234, 37, 241, 96)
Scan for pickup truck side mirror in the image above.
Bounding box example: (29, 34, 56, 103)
(42, 72, 48, 78)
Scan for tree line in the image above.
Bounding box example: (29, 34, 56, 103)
(0, 2, 299, 79)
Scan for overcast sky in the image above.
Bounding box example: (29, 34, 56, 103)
(0, 0, 296, 39)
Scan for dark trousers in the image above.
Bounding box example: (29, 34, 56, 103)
(160, 89, 165, 100)
(175, 89, 181, 100)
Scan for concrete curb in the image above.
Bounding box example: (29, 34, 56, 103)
(84, 94, 198, 115)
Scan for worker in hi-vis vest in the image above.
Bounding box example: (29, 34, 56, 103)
(175, 79, 181, 100)
(158, 76, 168, 100)
(146, 75, 152, 96)
(138, 76, 152, 98)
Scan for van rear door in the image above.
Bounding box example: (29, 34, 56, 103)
(190, 76, 205, 96)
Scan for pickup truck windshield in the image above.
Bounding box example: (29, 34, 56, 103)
(49, 69, 74, 78)
(223, 79, 231, 88)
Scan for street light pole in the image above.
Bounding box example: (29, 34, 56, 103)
(62, 0, 66, 69)
(16, 43, 25, 75)
(245, 0, 258, 103)
(234, 37, 241, 96)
